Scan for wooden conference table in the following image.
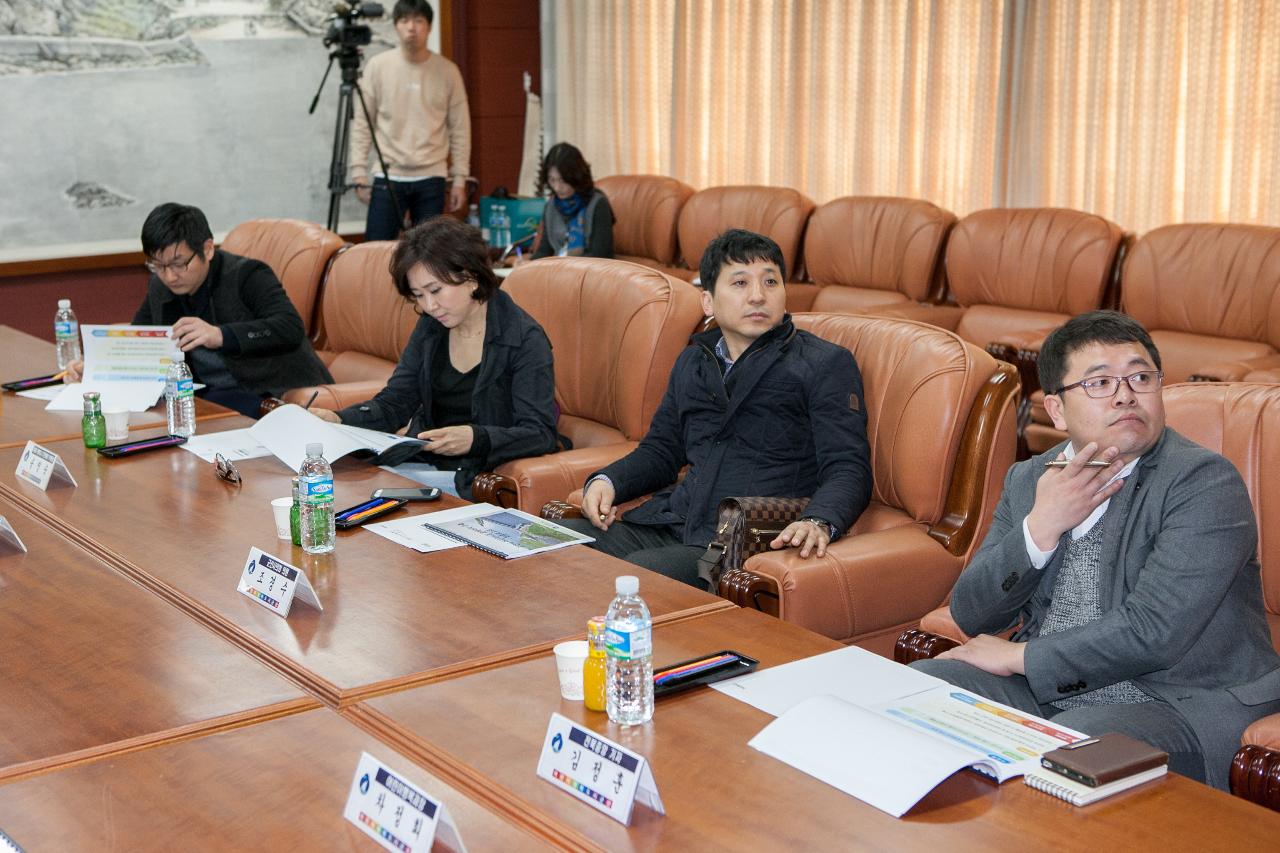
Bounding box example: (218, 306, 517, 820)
(0, 325, 236, 450)
(2, 328, 1278, 848)
(349, 605, 1280, 851)
(0, 416, 729, 707)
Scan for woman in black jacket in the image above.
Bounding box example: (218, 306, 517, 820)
(313, 218, 558, 498)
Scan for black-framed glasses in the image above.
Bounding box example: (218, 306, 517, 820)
(145, 250, 198, 275)
(214, 453, 242, 485)
(1055, 370, 1164, 399)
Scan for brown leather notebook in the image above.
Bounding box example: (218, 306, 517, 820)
(1040, 732, 1168, 787)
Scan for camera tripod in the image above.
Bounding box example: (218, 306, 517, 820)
(309, 45, 402, 233)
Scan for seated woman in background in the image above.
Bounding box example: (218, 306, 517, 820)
(312, 217, 558, 499)
(530, 142, 615, 259)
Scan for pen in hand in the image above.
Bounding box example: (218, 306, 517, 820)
(1044, 459, 1112, 468)
(303, 391, 319, 410)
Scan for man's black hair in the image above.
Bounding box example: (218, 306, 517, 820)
(140, 203, 213, 258)
(1038, 310, 1163, 394)
(698, 228, 786, 293)
(393, 0, 433, 24)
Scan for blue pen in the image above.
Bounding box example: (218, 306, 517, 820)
(515, 245, 523, 260)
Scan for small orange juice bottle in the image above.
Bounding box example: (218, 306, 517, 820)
(583, 617, 608, 711)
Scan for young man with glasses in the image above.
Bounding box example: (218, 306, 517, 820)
(913, 310, 1280, 791)
(65, 203, 332, 417)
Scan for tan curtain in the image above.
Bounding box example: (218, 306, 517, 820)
(1006, 0, 1280, 233)
(550, 0, 1280, 231)
(551, 0, 1008, 215)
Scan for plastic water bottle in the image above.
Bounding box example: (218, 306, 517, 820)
(467, 203, 480, 228)
(605, 575, 654, 726)
(164, 350, 196, 437)
(54, 299, 81, 369)
(300, 442, 335, 554)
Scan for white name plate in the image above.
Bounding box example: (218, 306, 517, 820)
(343, 751, 466, 853)
(0, 516, 27, 553)
(15, 441, 77, 491)
(236, 547, 322, 618)
(536, 712, 665, 825)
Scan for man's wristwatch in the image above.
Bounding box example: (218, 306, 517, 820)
(798, 517, 836, 539)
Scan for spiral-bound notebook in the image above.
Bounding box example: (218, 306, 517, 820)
(1, 827, 24, 853)
(416, 504, 593, 559)
(1023, 763, 1167, 805)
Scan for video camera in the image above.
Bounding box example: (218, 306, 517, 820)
(324, 1, 384, 49)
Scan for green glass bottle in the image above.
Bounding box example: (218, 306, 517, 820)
(289, 476, 302, 547)
(81, 391, 106, 448)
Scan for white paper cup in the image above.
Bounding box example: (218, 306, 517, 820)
(553, 640, 589, 701)
(270, 497, 293, 540)
(103, 406, 130, 442)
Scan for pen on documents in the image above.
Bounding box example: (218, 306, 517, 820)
(1044, 459, 1112, 468)
(303, 391, 319, 410)
(52, 370, 67, 382)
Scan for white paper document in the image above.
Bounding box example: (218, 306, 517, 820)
(249, 404, 426, 472)
(180, 429, 273, 463)
(45, 325, 172, 412)
(16, 385, 64, 401)
(710, 645, 945, 716)
(413, 503, 593, 559)
(364, 513, 468, 554)
(749, 686, 1086, 818)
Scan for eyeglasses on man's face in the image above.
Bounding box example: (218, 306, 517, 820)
(146, 250, 199, 276)
(214, 453, 242, 484)
(1055, 370, 1164, 399)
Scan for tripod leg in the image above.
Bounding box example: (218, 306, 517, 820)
(326, 83, 355, 233)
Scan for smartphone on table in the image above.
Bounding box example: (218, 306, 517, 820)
(370, 487, 442, 501)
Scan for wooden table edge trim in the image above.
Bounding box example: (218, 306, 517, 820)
(343, 704, 605, 853)
(0, 695, 321, 786)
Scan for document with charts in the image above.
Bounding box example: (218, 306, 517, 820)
(415, 504, 592, 559)
(746, 668, 1086, 817)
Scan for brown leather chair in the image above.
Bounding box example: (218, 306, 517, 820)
(1122, 223, 1280, 383)
(220, 218, 345, 336)
(1021, 223, 1280, 453)
(471, 258, 705, 514)
(657, 185, 815, 282)
(785, 196, 956, 314)
(282, 241, 419, 409)
(596, 175, 694, 272)
(543, 313, 1018, 654)
(868, 208, 1125, 454)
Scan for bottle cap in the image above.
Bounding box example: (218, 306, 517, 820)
(587, 616, 606, 636)
(58, 298, 71, 308)
(82, 391, 100, 401)
(172, 349, 185, 362)
(306, 442, 324, 457)
(615, 575, 639, 595)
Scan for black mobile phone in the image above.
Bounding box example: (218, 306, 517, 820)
(652, 649, 759, 698)
(335, 497, 409, 529)
(370, 487, 442, 502)
(2, 373, 65, 392)
(96, 435, 187, 458)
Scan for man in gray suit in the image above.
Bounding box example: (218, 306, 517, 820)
(914, 310, 1280, 790)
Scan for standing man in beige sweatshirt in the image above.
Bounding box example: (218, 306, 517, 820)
(350, 0, 471, 240)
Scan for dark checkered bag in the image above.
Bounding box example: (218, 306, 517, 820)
(695, 496, 810, 592)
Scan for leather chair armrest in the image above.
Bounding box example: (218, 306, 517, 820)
(893, 629, 960, 664)
(733, 524, 963, 644)
(1190, 353, 1280, 383)
(986, 326, 1055, 355)
(785, 283, 819, 313)
(1246, 367, 1280, 383)
(541, 500, 584, 520)
(860, 302, 965, 331)
(1231, 742, 1280, 810)
(283, 381, 386, 411)
(476, 442, 639, 514)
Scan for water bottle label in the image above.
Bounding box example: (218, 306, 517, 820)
(605, 625, 652, 660)
(55, 321, 76, 339)
(176, 378, 194, 399)
(303, 477, 334, 504)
